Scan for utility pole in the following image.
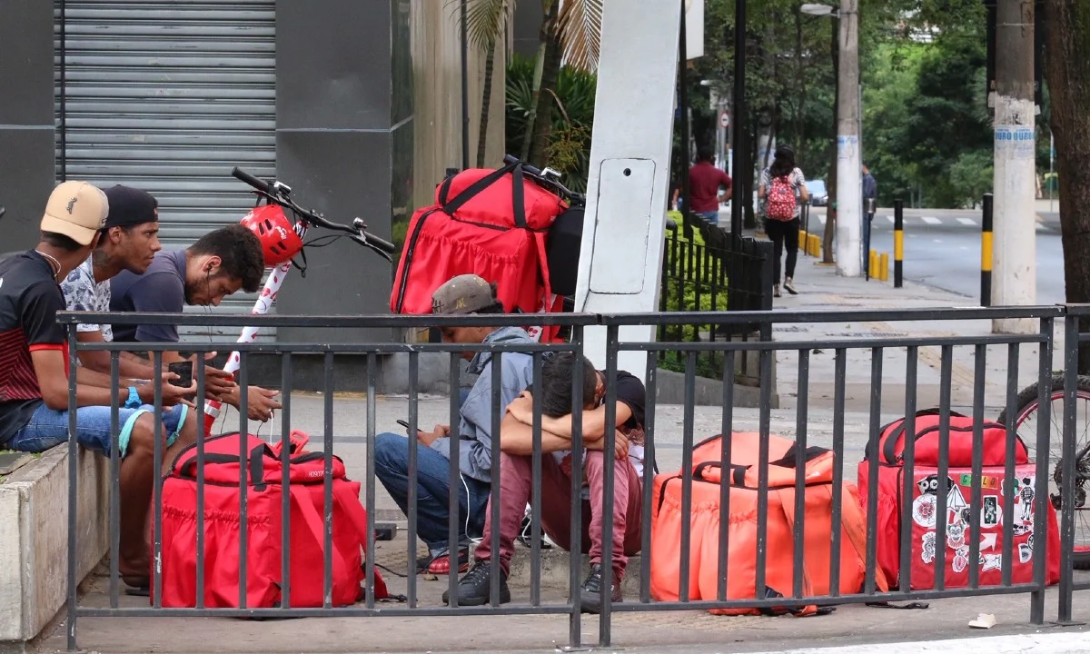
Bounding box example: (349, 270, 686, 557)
(834, 0, 862, 277)
(992, 0, 1036, 334)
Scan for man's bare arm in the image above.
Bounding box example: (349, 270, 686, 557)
(76, 331, 156, 380)
(498, 412, 577, 456)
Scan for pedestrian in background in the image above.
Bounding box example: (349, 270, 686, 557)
(688, 144, 732, 226)
(863, 164, 877, 212)
(758, 145, 809, 297)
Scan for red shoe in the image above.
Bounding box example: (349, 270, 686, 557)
(417, 548, 470, 575)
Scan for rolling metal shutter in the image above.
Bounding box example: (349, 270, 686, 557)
(55, 0, 276, 338)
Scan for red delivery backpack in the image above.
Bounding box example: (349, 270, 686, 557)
(390, 161, 568, 338)
(153, 431, 387, 608)
(857, 409, 1060, 590)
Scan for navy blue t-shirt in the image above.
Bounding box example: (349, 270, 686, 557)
(109, 250, 186, 343)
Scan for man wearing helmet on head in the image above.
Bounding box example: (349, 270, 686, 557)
(110, 224, 282, 421)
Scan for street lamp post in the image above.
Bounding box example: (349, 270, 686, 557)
(803, 1, 862, 277)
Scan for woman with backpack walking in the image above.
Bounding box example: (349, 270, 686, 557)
(758, 145, 810, 297)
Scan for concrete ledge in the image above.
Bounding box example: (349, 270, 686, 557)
(655, 368, 780, 408)
(0, 446, 108, 645)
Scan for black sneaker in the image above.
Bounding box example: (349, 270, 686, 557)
(442, 560, 510, 606)
(579, 563, 622, 614)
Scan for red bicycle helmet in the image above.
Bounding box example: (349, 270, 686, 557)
(241, 204, 303, 266)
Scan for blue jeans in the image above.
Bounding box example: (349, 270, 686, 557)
(698, 210, 719, 225)
(374, 432, 490, 554)
(6, 403, 187, 457)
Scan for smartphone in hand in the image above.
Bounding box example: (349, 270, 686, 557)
(167, 361, 194, 387)
(396, 419, 412, 434)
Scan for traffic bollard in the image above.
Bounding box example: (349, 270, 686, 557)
(981, 193, 993, 307)
(894, 199, 904, 288)
(880, 252, 889, 281)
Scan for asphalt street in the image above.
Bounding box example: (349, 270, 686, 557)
(803, 208, 1066, 304)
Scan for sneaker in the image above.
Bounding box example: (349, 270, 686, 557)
(417, 547, 470, 575)
(579, 563, 622, 614)
(773, 283, 782, 298)
(783, 277, 798, 295)
(442, 560, 510, 606)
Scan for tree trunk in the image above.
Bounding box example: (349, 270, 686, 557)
(794, 6, 808, 165)
(822, 15, 838, 264)
(477, 43, 496, 168)
(1045, 0, 1090, 372)
(528, 4, 563, 167)
(519, 0, 556, 161)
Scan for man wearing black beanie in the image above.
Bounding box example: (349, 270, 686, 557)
(62, 185, 164, 380)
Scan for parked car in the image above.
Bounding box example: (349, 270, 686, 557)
(806, 180, 828, 206)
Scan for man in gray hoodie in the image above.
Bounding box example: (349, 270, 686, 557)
(374, 274, 536, 575)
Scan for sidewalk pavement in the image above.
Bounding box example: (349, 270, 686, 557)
(768, 253, 1063, 416)
(40, 253, 1084, 654)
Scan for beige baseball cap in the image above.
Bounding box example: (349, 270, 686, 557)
(40, 181, 109, 246)
(431, 274, 498, 315)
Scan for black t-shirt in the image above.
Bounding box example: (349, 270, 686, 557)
(0, 252, 69, 444)
(609, 370, 646, 431)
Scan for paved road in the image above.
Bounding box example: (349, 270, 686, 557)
(802, 209, 1066, 304)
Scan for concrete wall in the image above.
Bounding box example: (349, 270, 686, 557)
(0, 448, 109, 644)
(273, 0, 413, 344)
(0, 0, 56, 251)
(410, 0, 507, 212)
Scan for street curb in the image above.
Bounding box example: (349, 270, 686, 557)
(754, 631, 1089, 654)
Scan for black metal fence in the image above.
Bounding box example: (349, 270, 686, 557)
(659, 215, 773, 379)
(53, 306, 1090, 651)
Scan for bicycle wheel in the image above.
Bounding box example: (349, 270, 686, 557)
(997, 375, 1090, 569)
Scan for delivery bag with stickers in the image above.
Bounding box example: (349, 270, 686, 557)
(857, 409, 1060, 590)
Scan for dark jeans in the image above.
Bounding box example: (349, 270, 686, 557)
(374, 432, 489, 554)
(765, 217, 800, 284)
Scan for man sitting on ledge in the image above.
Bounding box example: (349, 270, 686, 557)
(445, 352, 646, 613)
(0, 181, 194, 590)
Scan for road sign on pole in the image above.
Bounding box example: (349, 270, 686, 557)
(720, 111, 730, 128)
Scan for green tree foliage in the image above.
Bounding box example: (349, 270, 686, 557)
(692, 0, 1030, 210)
(506, 53, 596, 191)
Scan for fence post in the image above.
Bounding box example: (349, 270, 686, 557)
(894, 199, 904, 288)
(1059, 313, 1078, 623)
(757, 239, 774, 340)
(981, 193, 993, 307)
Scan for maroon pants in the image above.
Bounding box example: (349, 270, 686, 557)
(475, 450, 642, 576)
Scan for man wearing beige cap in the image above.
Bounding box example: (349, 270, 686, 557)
(374, 274, 536, 576)
(0, 182, 193, 589)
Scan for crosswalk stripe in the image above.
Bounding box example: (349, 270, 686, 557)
(886, 215, 895, 223)
(921, 216, 941, 225)
(818, 215, 826, 225)
(957, 218, 976, 226)
(1036, 223, 1047, 231)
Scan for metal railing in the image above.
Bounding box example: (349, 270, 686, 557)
(53, 305, 1090, 650)
(660, 215, 773, 380)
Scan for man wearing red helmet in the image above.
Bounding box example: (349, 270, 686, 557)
(110, 225, 282, 421)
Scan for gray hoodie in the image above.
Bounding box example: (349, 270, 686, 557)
(428, 326, 536, 483)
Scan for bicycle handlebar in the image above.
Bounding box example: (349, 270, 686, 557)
(231, 167, 271, 195)
(502, 155, 585, 205)
(230, 167, 396, 257)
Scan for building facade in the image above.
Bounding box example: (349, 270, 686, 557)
(0, 0, 506, 347)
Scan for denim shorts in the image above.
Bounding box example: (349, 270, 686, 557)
(6, 403, 188, 458)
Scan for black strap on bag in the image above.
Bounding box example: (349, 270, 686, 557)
(439, 161, 529, 229)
